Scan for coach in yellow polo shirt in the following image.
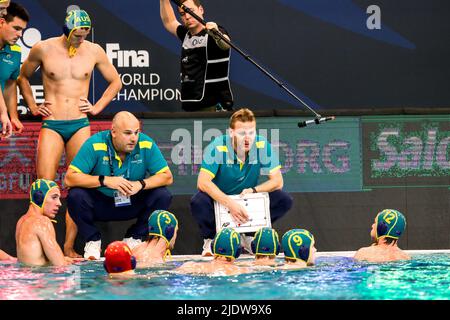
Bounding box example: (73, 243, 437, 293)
(191, 108, 293, 256)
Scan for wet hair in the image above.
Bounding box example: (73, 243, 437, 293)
(4, 2, 29, 23)
(382, 237, 398, 245)
(229, 108, 256, 129)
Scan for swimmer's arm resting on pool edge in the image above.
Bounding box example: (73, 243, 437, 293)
(0, 249, 16, 262)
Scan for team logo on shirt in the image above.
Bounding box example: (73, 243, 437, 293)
(2, 57, 13, 64)
(131, 154, 142, 164)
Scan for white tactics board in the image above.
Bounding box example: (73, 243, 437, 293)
(214, 192, 271, 233)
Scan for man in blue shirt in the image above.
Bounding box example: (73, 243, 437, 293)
(65, 111, 173, 260)
(191, 108, 293, 256)
(0, 2, 28, 138)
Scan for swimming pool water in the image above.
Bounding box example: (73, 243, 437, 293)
(1, 253, 449, 300)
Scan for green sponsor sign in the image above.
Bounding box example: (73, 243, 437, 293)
(142, 117, 362, 195)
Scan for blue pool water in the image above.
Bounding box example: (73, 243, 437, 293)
(1, 253, 449, 300)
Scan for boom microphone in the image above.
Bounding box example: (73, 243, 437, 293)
(169, 0, 324, 120)
(298, 116, 335, 128)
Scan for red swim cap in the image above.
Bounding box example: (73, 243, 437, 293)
(104, 241, 136, 274)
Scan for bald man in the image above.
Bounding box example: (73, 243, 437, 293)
(64, 111, 173, 260)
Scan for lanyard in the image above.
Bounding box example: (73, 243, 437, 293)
(107, 147, 131, 179)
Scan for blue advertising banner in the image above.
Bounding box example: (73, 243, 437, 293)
(12, 0, 450, 114)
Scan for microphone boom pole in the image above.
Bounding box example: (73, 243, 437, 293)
(170, 0, 332, 126)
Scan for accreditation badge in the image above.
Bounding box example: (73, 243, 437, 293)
(113, 191, 132, 207)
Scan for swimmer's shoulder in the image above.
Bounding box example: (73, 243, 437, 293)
(36, 37, 58, 48)
(32, 215, 54, 231)
(29, 38, 58, 55)
(354, 246, 373, 260)
(17, 214, 46, 234)
(84, 41, 106, 54)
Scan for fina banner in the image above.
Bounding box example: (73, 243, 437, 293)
(13, 0, 450, 114)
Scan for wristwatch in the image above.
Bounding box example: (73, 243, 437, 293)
(252, 187, 257, 193)
(99, 175, 105, 187)
(139, 179, 146, 191)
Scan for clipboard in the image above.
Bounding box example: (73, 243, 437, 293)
(214, 192, 271, 233)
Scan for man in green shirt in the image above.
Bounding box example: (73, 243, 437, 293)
(0, 2, 27, 138)
(65, 111, 173, 260)
(191, 108, 293, 256)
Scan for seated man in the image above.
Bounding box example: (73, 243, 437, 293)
(278, 229, 316, 270)
(15, 179, 72, 267)
(132, 210, 179, 267)
(237, 227, 280, 267)
(65, 111, 173, 260)
(103, 241, 137, 278)
(354, 209, 410, 262)
(176, 227, 251, 276)
(0, 249, 16, 262)
(191, 108, 293, 256)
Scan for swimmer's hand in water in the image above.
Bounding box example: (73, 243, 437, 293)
(32, 101, 53, 117)
(64, 256, 86, 264)
(79, 98, 97, 115)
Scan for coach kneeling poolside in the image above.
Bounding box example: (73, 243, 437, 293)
(65, 111, 173, 260)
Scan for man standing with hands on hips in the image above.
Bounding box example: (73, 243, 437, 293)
(64, 111, 173, 260)
(17, 8, 122, 258)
